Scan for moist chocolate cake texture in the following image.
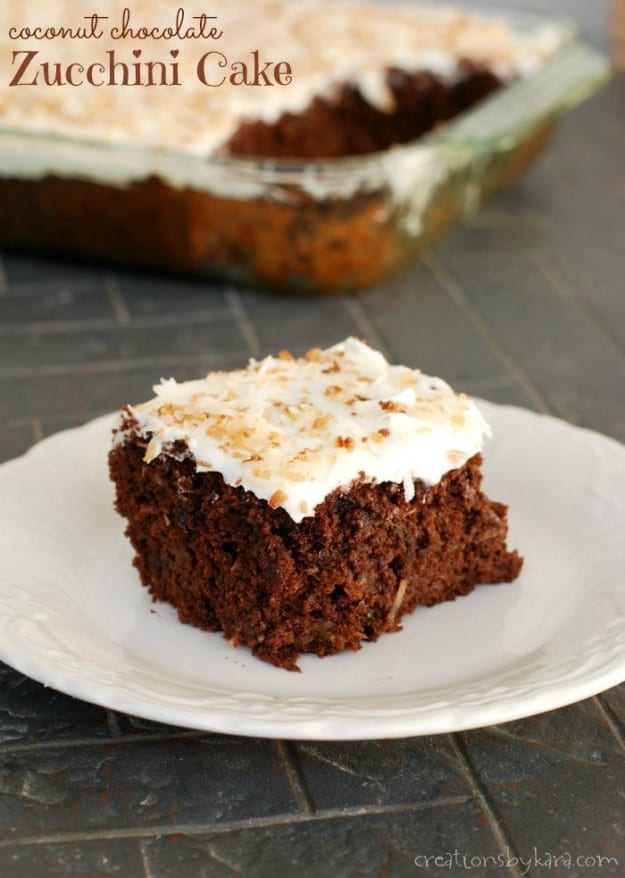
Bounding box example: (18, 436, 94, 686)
(109, 339, 522, 670)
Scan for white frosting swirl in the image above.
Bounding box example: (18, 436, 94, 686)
(119, 338, 490, 522)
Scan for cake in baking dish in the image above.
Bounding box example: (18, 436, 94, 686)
(109, 339, 523, 670)
(0, 1, 562, 287)
(1, 0, 561, 158)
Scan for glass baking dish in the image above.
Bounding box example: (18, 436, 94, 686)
(0, 8, 610, 296)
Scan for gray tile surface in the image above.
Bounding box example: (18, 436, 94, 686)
(115, 274, 230, 319)
(355, 263, 530, 391)
(1, 360, 247, 425)
(0, 423, 35, 462)
(238, 290, 361, 356)
(0, 839, 145, 878)
(0, 667, 110, 746)
(0, 318, 247, 376)
(459, 702, 625, 874)
(2, 737, 297, 843)
(293, 737, 471, 810)
(436, 253, 625, 436)
(0, 4, 623, 876)
(0, 279, 116, 325)
(140, 800, 503, 878)
(2, 255, 101, 287)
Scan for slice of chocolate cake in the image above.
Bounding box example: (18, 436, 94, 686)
(109, 339, 522, 670)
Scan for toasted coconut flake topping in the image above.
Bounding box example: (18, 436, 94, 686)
(143, 437, 161, 464)
(387, 578, 409, 629)
(269, 489, 288, 509)
(122, 338, 490, 522)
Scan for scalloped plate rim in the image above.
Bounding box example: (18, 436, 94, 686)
(0, 400, 624, 740)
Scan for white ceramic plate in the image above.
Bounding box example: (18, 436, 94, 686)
(0, 401, 624, 740)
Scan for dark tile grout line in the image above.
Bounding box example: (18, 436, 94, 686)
(455, 208, 552, 229)
(274, 740, 315, 817)
(106, 275, 132, 327)
(139, 843, 154, 878)
(424, 252, 552, 416)
(0, 309, 234, 336)
(192, 843, 245, 875)
(434, 241, 550, 257)
(0, 794, 476, 850)
(594, 695, 625, 754)
(482, 721, 618, 768)
(534, 255, 625, 361)
(225, 286, 262, 357)
(105, 710, 124, 738)
(5, 410, 112, 432)
(0, 351, 252, 379)
(449, 734, 524, 878)
(0, 728, 209, 754)
(345, 295, 551, 397)
(0, 276, 109, 297)
(341, 297, 391, 358)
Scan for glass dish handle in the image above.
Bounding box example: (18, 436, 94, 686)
(437, 42, 612, 147)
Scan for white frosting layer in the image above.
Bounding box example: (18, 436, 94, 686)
(120, 338, 490, 522)
(0, 1, 563, 159)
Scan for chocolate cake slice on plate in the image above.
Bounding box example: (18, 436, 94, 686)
(109, 339, 522, 670)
